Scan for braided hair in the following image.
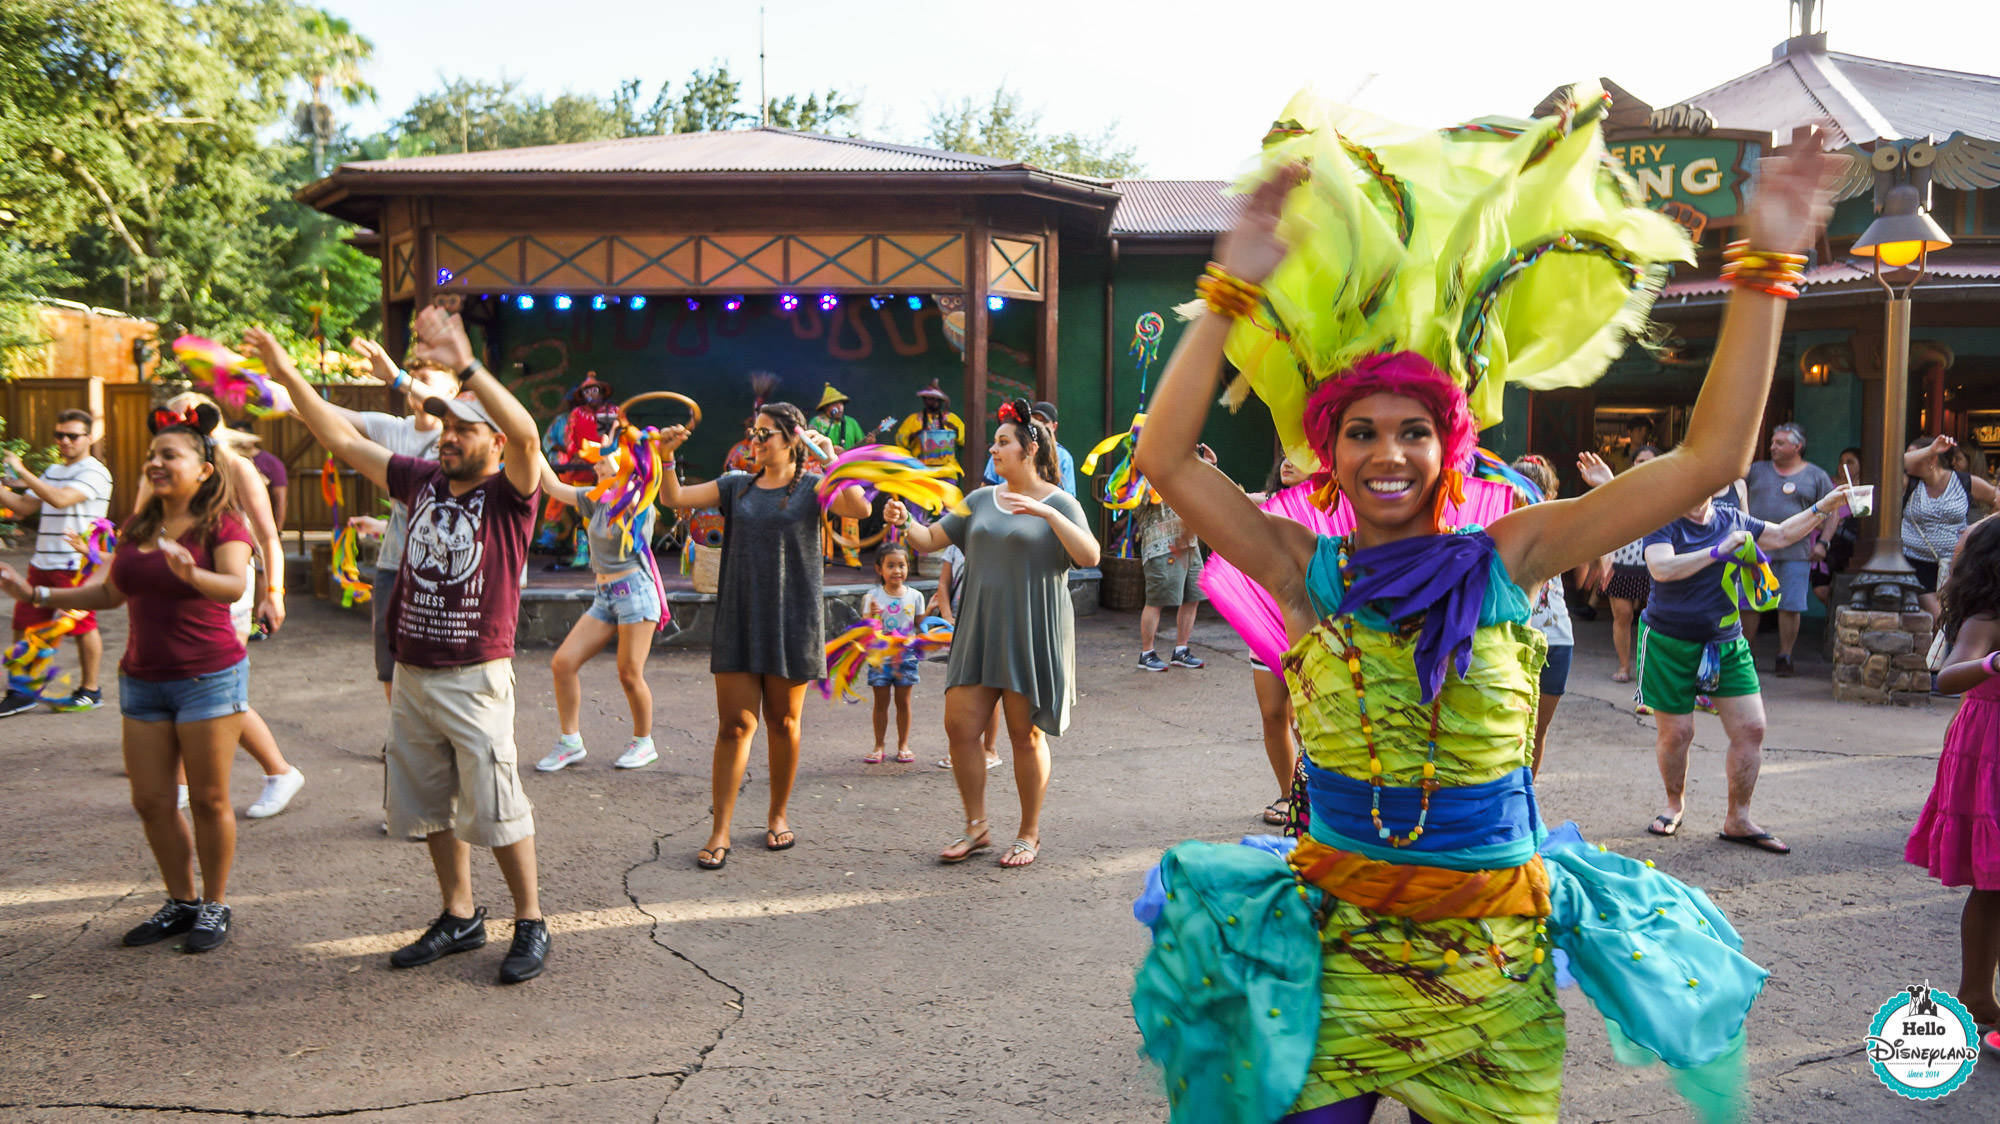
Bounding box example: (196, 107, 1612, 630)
(755, 401, 812, 502)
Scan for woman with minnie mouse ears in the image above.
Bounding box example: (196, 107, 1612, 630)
(1, 404, 255, 954)
(886, 398, 1098, 868)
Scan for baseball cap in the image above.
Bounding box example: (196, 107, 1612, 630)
(1031, 401, 1058, 423)
(423, 390, 499, 430)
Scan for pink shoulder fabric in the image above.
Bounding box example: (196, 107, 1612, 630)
(1198, 476, 1514, 669)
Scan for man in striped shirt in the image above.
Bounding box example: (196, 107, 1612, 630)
(0, 409, 113, 715)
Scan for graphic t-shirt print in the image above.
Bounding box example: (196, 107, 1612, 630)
(386, 455, 535, 668)
(403, 485, 489, 646)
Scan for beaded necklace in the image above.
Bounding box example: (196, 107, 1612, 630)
(1333, 538, 1443, 848)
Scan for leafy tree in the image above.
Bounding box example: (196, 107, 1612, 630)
(764, 90, 861, 135)
(924, 86, 1142, 178)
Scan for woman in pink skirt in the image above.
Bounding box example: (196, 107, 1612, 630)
(1909, 514, 2000, 1051)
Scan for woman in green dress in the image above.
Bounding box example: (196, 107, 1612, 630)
(1129, 88, 1842, 1124)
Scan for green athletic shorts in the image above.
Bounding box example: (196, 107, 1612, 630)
(1637, 624, 1759, 714)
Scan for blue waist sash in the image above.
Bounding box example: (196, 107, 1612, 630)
(1305, 761, 1543, 869)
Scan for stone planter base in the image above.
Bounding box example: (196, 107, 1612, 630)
(1831, 607, 1934, 706)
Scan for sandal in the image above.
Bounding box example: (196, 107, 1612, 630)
(1611, 670, 1633, 683)
(999, 838, 1039, 868)
(939, 821, 990, 864)
(765, 828, 796, 852)
(862, 750, 885, 764)
(1262, 798, 1290, 826)
(1718, 830, 1790, 855)
(1647, 812, 1683, 837)
(695, 846, 729, 870)
(894, 749, 916, 764)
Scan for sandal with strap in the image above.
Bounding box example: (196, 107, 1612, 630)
(999, 838, 1039, 868)
(1262, 798, 1290, 826)
(939, 821, 990, 864)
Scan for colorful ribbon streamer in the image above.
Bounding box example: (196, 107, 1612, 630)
(321, 456, 372, 608)
(580, 424, 666, 555)
(814, 444, 966, 515)
(817, 614, 955, 703)
(171, 335, 296, 416)
(4, 519, 117, 702)
(1718, 537, 1779, 630)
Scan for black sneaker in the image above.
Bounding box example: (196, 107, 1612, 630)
(184, 901, 231, 953)
(498, 917, 550, 984)
(0, 689, 38, 718)
(52, 687, 102, 712)
(390, 907, 487, 969)
(1774, 655, 1795, 678)
(123, 898, 201, 946)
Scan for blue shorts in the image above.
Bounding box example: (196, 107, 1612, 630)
(1538, 644, 1572, 698)
(585, 571, 662, 626)
(1770, 559, 1812, 613)
(120, 659, 250, 724)
(867, 653, 920, 689)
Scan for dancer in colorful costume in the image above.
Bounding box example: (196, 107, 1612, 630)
(811, 383, 869, 566)
(1129, 87, 1845, 1123)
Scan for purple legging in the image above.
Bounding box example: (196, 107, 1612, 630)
(1281, 1094, 1436, 1124)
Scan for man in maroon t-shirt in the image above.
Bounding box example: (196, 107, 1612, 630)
(250, 310, 552, 984)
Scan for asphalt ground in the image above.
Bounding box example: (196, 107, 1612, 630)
(2, 580, 1996, 1123)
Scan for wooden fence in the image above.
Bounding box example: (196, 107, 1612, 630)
(4, 378, 404, 536)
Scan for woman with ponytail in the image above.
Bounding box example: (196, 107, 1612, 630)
(886, 399, 1097, 868)
(2, 405, 254, 953)
(657, 401, 871, 869)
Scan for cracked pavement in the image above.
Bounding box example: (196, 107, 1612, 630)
(2, 590, 1995, 1122)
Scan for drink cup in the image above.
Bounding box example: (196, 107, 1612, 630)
(1849, 485, 1874, 517)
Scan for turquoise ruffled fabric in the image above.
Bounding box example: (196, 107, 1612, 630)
(1132, 842, 1325, 1123)
(1132, 829, 1767, 1124)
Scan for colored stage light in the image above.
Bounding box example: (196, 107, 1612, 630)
(516, 295, 535, 311)
(779, 293, 799, 312)
(553, 294, 574, 311)
(818, 293, 839, 311)
(686, 297, 701, 311)
(906, 296, 923, 311)
(591, 295, 607, 310)
(630, 295, 648, 310)
(436, 267, 454, 285)
(723, 296, 744, 312)
(987, 295, 1006, 312)
(869, 295, 889, 310)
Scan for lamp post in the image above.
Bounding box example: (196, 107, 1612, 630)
(1847, 183, 1953, 611)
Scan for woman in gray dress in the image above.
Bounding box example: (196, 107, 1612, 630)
(886, 400, 1099, 868)
(658, 402, 871, 870)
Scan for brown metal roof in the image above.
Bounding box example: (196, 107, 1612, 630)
(1659, 251, 2000, 300)
(1108, 180, 1240, 237)
(336, 126, 1036, 176)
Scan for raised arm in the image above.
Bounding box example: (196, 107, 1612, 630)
(537, 458, 581, 507)
(1490, 135, 1838, 588)
(1906, 435, 1952, 477)
(651, 425, 723, 511)
(2, 452, 88, 508)
(0, 482, 41, 517)
(247, 327, 393, 490)
(1134, 167, 1319, 613)
(881, 497, 952, 553)
(412, 307, 544, 497)
(1756, 487, 1852, 550)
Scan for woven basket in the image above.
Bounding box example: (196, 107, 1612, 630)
(691, 544, 722, 595)
(1100, 555, 1144, 610)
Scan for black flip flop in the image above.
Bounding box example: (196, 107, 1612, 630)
(1718, 831, 1790, 855)
(695, 846, 729, 870)
(1647, 813, 1683, 837)
(765, 829, 796, 852)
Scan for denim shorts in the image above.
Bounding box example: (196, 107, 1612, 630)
(120, 659, 250, 724)
(867, 653, 921, 689)
(585, 570, 662, 626)
(1538, 644, 1573, 698)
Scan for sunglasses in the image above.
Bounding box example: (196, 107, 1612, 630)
(750, 427, 782, 442)
(53, 431, 89, 441)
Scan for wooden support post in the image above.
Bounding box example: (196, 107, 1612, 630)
(966, 218, 991, 471)
(1035, 229, 1059, 407)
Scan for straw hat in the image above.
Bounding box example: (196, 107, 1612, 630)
(816, 383, 849, 409)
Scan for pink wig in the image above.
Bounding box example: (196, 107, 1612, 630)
(1301, 351, 1478, 529)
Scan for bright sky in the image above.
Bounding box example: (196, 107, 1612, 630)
(323, 0, 2000, 179)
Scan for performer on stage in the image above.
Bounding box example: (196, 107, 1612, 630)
(1129, 89, 1839, 1123)
(894, 381, 966, 473)
(811, 383, 868, 566)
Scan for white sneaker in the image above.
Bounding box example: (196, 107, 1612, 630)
(536, 740, 587, 772)
(246, 767, 305, 819)
(615, 738, 658, 769)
